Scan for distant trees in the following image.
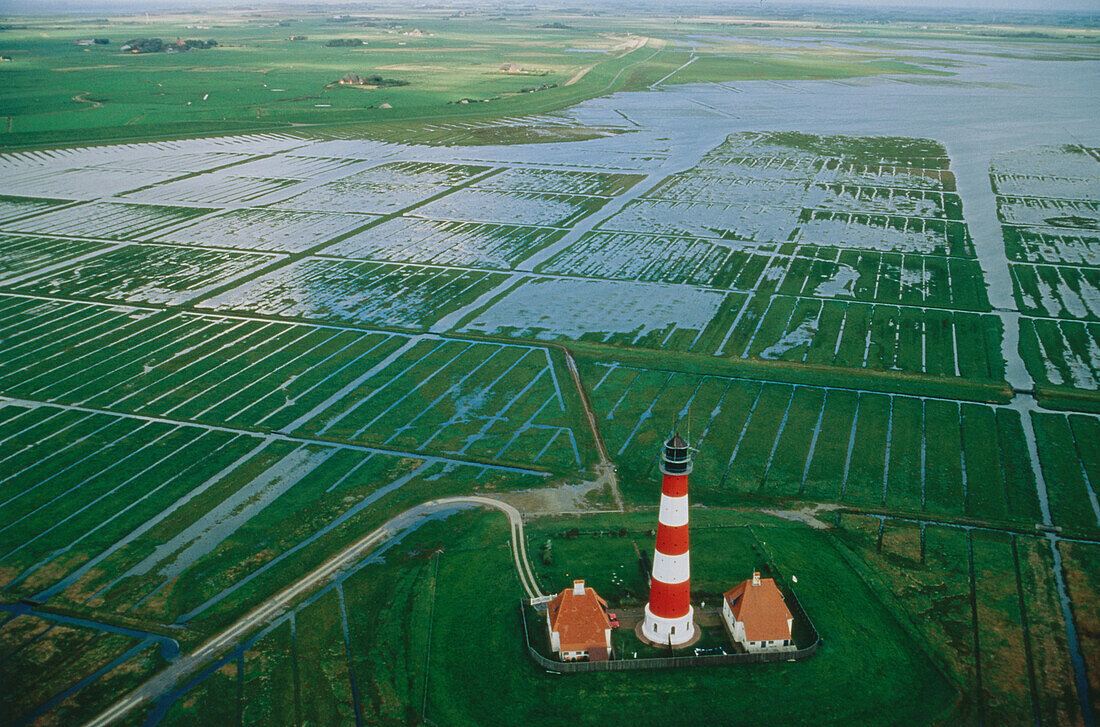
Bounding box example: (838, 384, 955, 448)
(338, 72, 409, 88)
(121, 38, 217, 54)
(324, 38, 365, 47)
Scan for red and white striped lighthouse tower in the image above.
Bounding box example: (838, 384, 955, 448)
(642, 432, 695, 647)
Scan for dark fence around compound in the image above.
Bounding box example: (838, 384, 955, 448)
(521, 587, 820, 674)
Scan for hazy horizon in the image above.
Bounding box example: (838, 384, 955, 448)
(2, 0, 1097, 15)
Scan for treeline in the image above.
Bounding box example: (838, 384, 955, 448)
(325, 38, 365, 47)
(340, 72, 409, 87)
(121, 38, 218, 53)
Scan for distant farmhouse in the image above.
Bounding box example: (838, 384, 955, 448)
(722, 572, 796, 653)
(501, 62, 521, 73)
(337, 72, 409, 88)
(546, 580, 613, 662)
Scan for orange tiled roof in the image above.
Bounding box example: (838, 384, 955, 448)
(548, 584, 610, 652)
(724, 577, 793, 642)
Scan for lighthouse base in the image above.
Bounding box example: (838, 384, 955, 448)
(640, 604, 696, 648)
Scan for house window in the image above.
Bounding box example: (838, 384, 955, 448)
(671, 626, 676, 634)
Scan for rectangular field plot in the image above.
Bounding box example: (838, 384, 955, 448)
(690, 155, 832, 184)
(1019, 318, 1100, 391)
(536, 230, 777, 286)
(275, 161, 491, 215)
(0, 608, 159, 727)
(582, 361, 1039, 523)
(0, 402, 546, 627)
(92, 150, 253, 174)
(122, 173, 302, 207)
(1011, 264, 1100, 320)
(843, 522, 1083, 727)
(0, 299, 584, 469)
(992, 174, 1100, 202)
(722, 294, 1005, 380)
(472, 168, 645, 196)
(156, 208, 376, 254)
(829, 162, 957, 192)
(702, 131, 951, 170)
(0, 234, 116, 285)
(539, 233, 990, 310)
(0, 195, 71, 224)
(324, 217, 564, 269)
(644, 176, 961, 220)
(0, 165, 187, 199)
(345, 161, 490, 187)
(597, 198, 803, 243)
(412, 188, 610, 228)
(1059, 541, 1100, 718)
(795, 209, 973, 256)
(4, 244, 276, 306)
(1032, 412, 1100, 536)
(1003, 226, 1100, 266)
(1, 201, 211, 241)
(222, 154, 367, 180)
(642, 177, 818, 207)
(458, 277, 746, 354)
(0, 301, 390, 425)
(686, 155, 955, 191)
(200, 258, 507, 329)
(292, 339, 583, 470)
(810, 184, 962, 220)
(997, 196, 1100, 231)
(991, 145, 1100, 189)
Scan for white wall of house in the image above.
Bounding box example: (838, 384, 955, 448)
(547, 612, 561, 652)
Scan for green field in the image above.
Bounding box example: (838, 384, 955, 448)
(143, 509, 960, 727)
(0, 10, 965, 149)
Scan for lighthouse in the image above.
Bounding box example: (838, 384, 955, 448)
(642, 432, 695, 647)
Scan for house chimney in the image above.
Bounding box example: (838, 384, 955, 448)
(752, 571, 761, 586)
(573, 580, 585, 596)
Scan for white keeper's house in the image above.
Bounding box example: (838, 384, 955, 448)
(546, 580, 613, 662)
(722, 572, 797, 653)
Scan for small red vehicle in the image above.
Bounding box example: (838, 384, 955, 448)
(608, 612, 620, 629)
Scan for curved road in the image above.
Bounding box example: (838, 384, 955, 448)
(85, 496, 542, 727)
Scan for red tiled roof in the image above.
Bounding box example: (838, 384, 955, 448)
(548, 584, 610, 653)
(724, 577, 793, 642)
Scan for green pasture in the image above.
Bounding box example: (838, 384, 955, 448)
(837, 514, 1085, 726)
(151, 509, 958, 726)
(197, 257, 508, 330)
(0, 616, 165, 727)
(713, 294, 1004, 380)
(1060, 542, 1100, 717)
(0, 403, 550, 641)
(1020, 318, 1100, 411)
(0, 303, 592, 472)
(580, 359, 1040, 526)
(540, 236, 992, 311)
(324, 218, 566, 269)
(4, 242, 276, 305)
(0, 233, 115, 283)
(1012, 264, 1100, 321)
(1031, 412, 1100, 537)
(0, 12, 974, 149)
